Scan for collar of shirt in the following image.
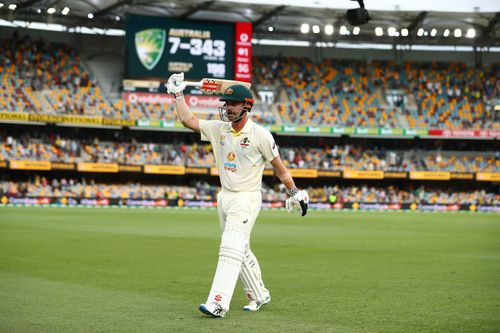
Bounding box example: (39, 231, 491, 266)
(225, 118, 253, 136)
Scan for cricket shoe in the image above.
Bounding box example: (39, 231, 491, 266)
(199, 302, 226, 318)
(243, 295, 271, 311)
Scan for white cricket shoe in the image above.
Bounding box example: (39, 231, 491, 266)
(199, 302, 226, 318)
(243, 295, 271, 311)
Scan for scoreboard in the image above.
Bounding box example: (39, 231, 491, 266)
(125, 14, 252, 89)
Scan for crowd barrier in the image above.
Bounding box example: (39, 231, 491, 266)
(1, 160, 499, 181)
(1, 196, 498, 212)
(1, 112, 499, 138)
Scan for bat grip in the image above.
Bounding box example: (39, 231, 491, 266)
(184, 81, 203, 88)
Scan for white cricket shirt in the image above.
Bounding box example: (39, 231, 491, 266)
(199, 118, 279, 192)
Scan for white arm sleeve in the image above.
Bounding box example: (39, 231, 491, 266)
(259, 129, 279, 162)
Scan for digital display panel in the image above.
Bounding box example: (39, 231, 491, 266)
(126, 14, 237, 82)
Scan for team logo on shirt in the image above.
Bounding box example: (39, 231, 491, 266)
(224, 152, 237, 172)
(239, 137, 250, 150)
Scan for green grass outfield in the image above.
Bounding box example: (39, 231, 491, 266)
(0, 208, 499, 333)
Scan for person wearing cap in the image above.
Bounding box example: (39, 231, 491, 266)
(166, 73, 309, 318)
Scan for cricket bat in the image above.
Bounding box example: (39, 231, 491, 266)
(124, 78, 250, 94)
(184, 78, 251, 94)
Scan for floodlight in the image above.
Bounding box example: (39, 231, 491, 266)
(301, 23, 309, 34)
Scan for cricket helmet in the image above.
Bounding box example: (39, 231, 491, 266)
(219, 84, 254, 104)
(218, 84, 254, 122)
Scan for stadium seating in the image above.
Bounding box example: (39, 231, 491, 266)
(1, 178, 497, 205)
(1, 134, 497, 173)
(255, 57, 395, 127)
(2, 37, 497, 129)
(394, 61, 496, 129)
(422, 153, 499, 172)
(254, 57, 498, 129)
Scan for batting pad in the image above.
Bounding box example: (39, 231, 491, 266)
(206, 228, 247, 311)
(240, 249, 269, 301)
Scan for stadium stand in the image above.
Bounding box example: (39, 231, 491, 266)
(0, 35, 498, 213)
(0, 35, 113, 116)
(0, 36, 278, 124)
(254, 57, 498, 129)
(1, 133, 497, 172)
(2, 36, 497, 129)
(1, 177, 497, 205)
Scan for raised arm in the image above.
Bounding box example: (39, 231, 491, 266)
(166, 73, 200, 133)
(270, 155, 309, 216)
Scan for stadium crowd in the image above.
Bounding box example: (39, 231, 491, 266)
(1, 133, 498, 172)
(1, 36, 498, 130)
(254, 57, 499, 129)
(1, 177, 497, 205)
(0, 35, 278, 123)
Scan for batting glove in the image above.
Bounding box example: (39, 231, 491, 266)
(285, 189, 309, 216)
(166, 73, 187, 95)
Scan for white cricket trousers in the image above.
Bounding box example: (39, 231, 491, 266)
(217, 189, 262, 237)
(205, 189, 267, 312)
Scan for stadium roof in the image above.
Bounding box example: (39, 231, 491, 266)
(0, 0, 499, 47)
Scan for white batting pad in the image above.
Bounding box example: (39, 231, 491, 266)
(240, 249, 269, 302)
(206, 228, 247, 311)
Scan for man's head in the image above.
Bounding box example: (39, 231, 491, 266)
(219, 85, 254, 123)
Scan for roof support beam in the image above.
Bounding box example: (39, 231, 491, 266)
(180, 0, 215, 19)
(481, 12, 500, 40)
(94, 0, 131, 18)
(253, 5, 286, 29)
(406, 11, 428, 35)
(16, 0, 44, 10)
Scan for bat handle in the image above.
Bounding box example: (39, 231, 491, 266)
(184, 81, 203, 88)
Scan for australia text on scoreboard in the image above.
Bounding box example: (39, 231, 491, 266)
(125, 14, 252, 86)
(167, 28, 227, 77)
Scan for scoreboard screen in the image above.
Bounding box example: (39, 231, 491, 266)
(125, 14, 252, 86)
